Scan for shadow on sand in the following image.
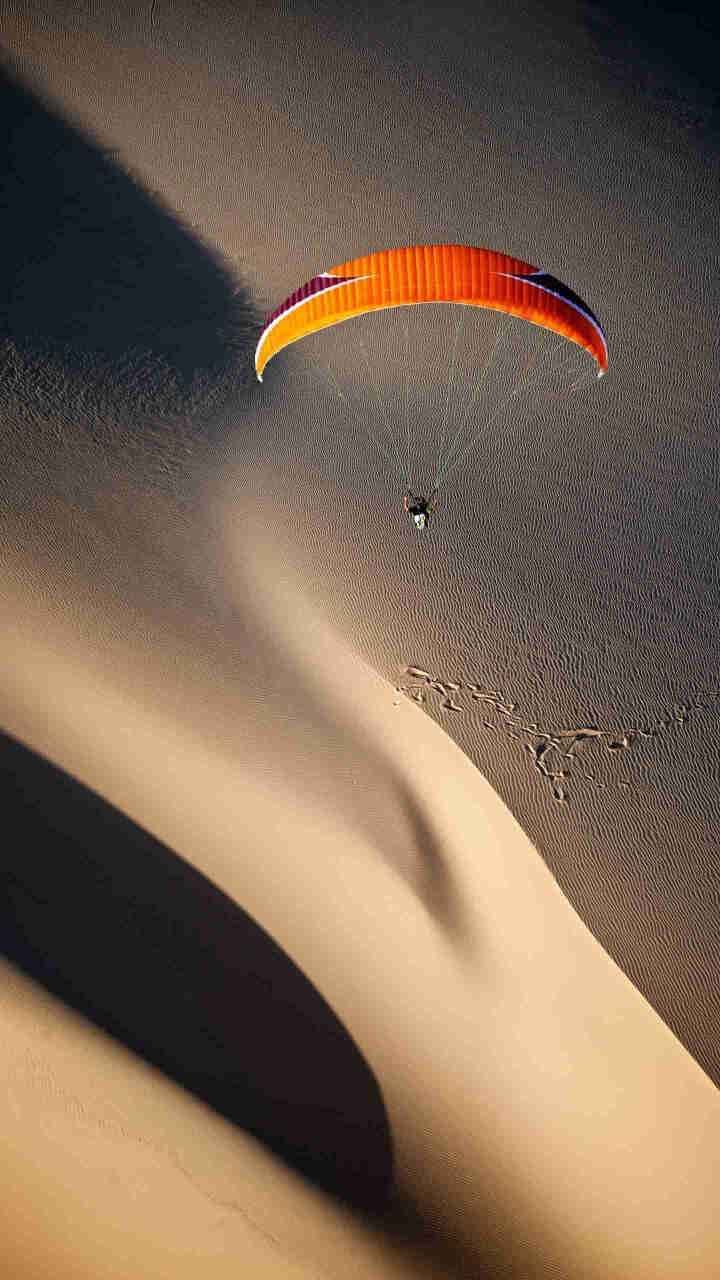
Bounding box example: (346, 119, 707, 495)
(0, 727, 393, 1211)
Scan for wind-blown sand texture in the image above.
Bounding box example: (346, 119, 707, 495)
(1, 0, 719, 1275)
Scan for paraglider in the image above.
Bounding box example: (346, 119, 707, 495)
(255, 244, 607, 381)
(404, 491, 437, 531)
(255, 244, 607, 524)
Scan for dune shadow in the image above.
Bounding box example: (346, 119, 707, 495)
(0, 728, 393, 1211)
(0, 58, 262, 493)
(581, 0, 719, 136)
(385, 761, 476, 953)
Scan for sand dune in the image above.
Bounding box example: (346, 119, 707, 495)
(1, 494, 719, 1277)
(2, 0, 719, 1274)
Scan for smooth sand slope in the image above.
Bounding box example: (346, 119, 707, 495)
(1, 490, 719, 1277)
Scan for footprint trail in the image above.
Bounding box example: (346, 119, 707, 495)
(394, 668, 719, 806)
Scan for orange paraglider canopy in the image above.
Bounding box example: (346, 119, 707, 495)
(255, 243, 607, 381)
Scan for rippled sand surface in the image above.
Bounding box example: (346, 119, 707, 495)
(2, 0, 719, 1274)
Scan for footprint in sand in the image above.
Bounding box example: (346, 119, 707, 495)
(399, 666, 719, 807)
